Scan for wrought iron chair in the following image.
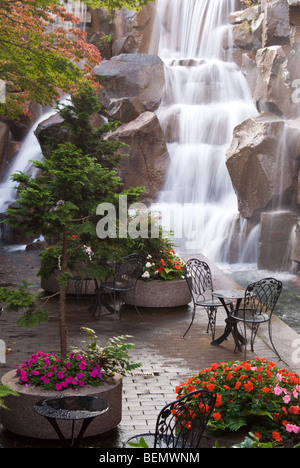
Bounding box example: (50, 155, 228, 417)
(96, 253, 144, 321)
(183, 259, 232, 341)
(123, 389, 217, 448)
(230, 277, 283, 360)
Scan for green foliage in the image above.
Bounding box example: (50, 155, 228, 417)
(53, 85, 127, 169)
(0, 280, 48, 328)
(83, 0, 152, 10)
(176, 358, 300, 445)
(0, 384, 19, 410)
(75, 327, 142, 377)
(0, 0, 151, 117)
(127, 437, 149, 448)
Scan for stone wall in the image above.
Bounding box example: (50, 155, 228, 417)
(226, 0, 300, 270)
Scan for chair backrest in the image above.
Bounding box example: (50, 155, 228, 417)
(244, 277, 282, 317)
(115, 253, 144, 286)
(154, 389, 216, 448)
(184, 259, 213, 301)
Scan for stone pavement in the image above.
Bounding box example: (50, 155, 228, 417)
(0, 250, 299, 448)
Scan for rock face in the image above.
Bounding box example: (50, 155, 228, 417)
(94, 53, 165, 114)
(227, 0, 300, 270)
(226, 114, 293, 219)
(107, 111, 170, 202)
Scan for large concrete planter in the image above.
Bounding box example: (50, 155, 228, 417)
(125, 279, 191, 308)
(0, 370, 122, 440)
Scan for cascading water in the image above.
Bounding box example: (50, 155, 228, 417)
(152, 0, 258, 262)
(0, 108, 56, 214)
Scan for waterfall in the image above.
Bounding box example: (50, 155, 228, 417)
(153, 0, 259, 261)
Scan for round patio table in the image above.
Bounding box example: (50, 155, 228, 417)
(34, 395, 109, 447)
(211, 289, 246, 352)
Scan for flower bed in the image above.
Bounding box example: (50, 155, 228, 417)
(15, 350, 104, 392)
(141, 249, 185, 281)
(176, 358, 300, 447)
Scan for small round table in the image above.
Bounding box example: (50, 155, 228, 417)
(34, 395, 109, 447)
(212, 289, 246, 352)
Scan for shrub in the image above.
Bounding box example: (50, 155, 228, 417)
(176, 358, 300, 445)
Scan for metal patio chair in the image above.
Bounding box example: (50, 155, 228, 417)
(96, 253, 144, 321)
(123, 389, 217, 448)
(183, 259, 232, 341)
(230, 277, 283, 360)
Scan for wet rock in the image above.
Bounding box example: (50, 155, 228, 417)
(259, 211, 298, 270)
(106, 111, 170, 203)
(94, 53, 165, 114)
(226, 113, 293, 218)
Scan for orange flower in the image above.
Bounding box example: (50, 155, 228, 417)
(206, 383, 215, 392)
(215, 394, 222, 407)
(272, 432, 283, 443)
(289, 406, 300, 415)
(213, 412, 222, 421)
(235, 381, 242, 390)
(254, 432, 262, 440)
(244, 381, 254, 393)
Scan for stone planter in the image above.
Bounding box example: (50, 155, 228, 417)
(125, 279, 191, 308)
(41, 270, 96, 295)
(0, 370, 122, 440)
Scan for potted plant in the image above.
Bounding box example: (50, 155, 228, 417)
(176, 357, 300, 447)
(124, 221, 191, 308)
(0, 328, 141, 439)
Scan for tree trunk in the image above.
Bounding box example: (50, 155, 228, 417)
(59, 230, 68, 356)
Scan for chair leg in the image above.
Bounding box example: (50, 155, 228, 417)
(268, 321, 282, 361)
(205, 307, 217, 341)
(182, 306, 196, 339)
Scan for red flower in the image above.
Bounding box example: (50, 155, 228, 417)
(244, 381, 254, 393)
(213, 413, 222, 421)
(272, 432, 283, 443)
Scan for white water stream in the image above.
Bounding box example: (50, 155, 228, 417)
(152, 0, 259, 261)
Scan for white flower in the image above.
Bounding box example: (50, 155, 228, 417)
(147, 254, 152, 259)
(145, 262, 152, 268)
(142, 271, 150, 279)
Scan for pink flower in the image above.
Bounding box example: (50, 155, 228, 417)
(79, 361, 87, 370)
(286, 424, 300, 434)
(274, 385, 283, 396)
(283, 394, 291, 404)
(57, 371, 65, 379)
(55, 383, 63, 391)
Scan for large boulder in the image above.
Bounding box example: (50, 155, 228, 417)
(94, 53, 165, 115)
(106, 111, 170, 203)
(226, 113, 293, 218)
(258, 211, 298, 270)
(242, 45, 300, 118)
(262, 0, 291, 47)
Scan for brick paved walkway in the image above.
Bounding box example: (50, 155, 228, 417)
(0, 250, 299, 448)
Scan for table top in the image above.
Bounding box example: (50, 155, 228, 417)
(213, 289, 245, 300)
(34, 395, 109, 421)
